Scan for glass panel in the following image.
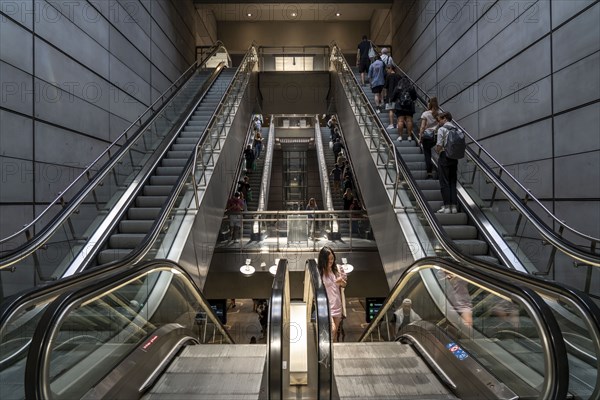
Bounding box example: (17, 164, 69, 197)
(45, 268, 213, 399)
(1, 68, 214, 300)
(363, 264, 551, 398)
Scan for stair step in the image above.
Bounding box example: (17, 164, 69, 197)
(150, 175, 178, 185)
(444, 225, 479, 240)
(119, 220, 154, 233)
(155, 166, 184, 176)
(128, 207, 161, 220)
(162, 158, 188, 167)
(136, 196, 168, 207)
(454, 239, 489, 256)
(109, 233, 145, 249)
(97, 249, 132, 265)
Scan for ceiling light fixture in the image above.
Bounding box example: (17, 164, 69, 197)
(240, 258, 255, 276)
(336, 12, 341, 17)
(247, 13, 252, 17)
(341, 258, 354, 274)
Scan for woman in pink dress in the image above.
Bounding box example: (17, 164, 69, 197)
(317, 246, 347, 341)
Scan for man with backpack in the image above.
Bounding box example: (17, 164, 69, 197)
(435, 111, 465, 214)
(391, 76, 417, 141)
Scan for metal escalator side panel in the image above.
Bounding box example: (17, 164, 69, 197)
(356, 257, 569, 400)
(24, 260, 232, 400)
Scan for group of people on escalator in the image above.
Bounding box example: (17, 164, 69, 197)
(357, 35, 461, 216)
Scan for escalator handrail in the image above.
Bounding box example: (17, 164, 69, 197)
(383, 49, 599, 263)
(357, 41, 600, 254)
(358, 256, 569, 400)
(257, 116, 276, 212)
(331, 43, 600, 394)
(96, 43, 258, 270)
(331, 39, 600, 331)
(0, 61, 229, 330)
(0, 43, 256, 343)
(85, 62, 229, 271)
(0, 41, 228, 266)
(305, 258, 333, 400)
(331, 42, 600, 266)
(268, 258, 289, 399)
(24, 259, 233, 400)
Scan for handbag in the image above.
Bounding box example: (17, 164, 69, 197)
(368, 42, 376, 59)
(423, 128, 435, 140)
(340, 287, 347, 318)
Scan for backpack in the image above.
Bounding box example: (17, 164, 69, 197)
(399, 90, 413, 109)
(444, 126, 466, 159)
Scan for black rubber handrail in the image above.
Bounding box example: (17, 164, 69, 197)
(390, 58, 599, 267)
(0, 44, 258, 333)
(268, 258, 289, 400)
(24, 259, 233, 400)
(0, 41, 228, 268)
(358, 256, 569, 400)
(305, 258, 332, 400)
(331, 43, 600, 397)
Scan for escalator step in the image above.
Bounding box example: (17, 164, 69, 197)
(454, 239, 489, 255)
(419, 189, 442, 201)
(443, 225, 479, 240)
(167, 151, 192, 159)
(162, 158, 188, 167)
(128, 207, 161, 220)
(171, 144, 196, 151)
(97, 249, 133, 265)
(136, 196, 168, 207)
(119, 220, 154, 233)
(401, 153, 425, 162)
(406, 161, 426, 170)
(155, 166, 184, 175)
(144, 185, 173, 196)
(109, 233, 145, 248)
(415, 180, 441, 190)
(435, 213, 469, 225)
(150, 175, 178, 185)
(176, 137, 200, 145)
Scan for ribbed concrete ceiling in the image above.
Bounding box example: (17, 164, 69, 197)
(194, 2, 391, 21)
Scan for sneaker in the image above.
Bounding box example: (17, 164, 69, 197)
(387, 124, 394, 129)
(376, 106, 381, 113)
(436, 206, 446, 213)
(408, 137, 413, 142)
(398, 136, 403, 142)
(451, 205, 458, 214)
(426, 174, 434, 180)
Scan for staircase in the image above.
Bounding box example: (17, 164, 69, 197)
(96, 69, 236, 265)
(143, 344, 267, 399)
(353, 67, 498, 264)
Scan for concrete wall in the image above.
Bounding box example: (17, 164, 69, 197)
(390, 0, 599, 291)
(216, 20, 369, 56)
(0, 0, 196, 240)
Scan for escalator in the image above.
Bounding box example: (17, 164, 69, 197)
(330, 43, 600, 399)
(354, 66, 498, 265)
(96, 67, 236, 265)
(0, 42, 231, 298)
(0, 44, 260, 399)
(304, 257, 570, 399)
(21, 259, 288, 399)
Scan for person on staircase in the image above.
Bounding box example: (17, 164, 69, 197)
(435, 111, 459, 214)
(391, 76, 417, 142)
(418, 97, 440, 180)
(367, 54, 386, 113)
